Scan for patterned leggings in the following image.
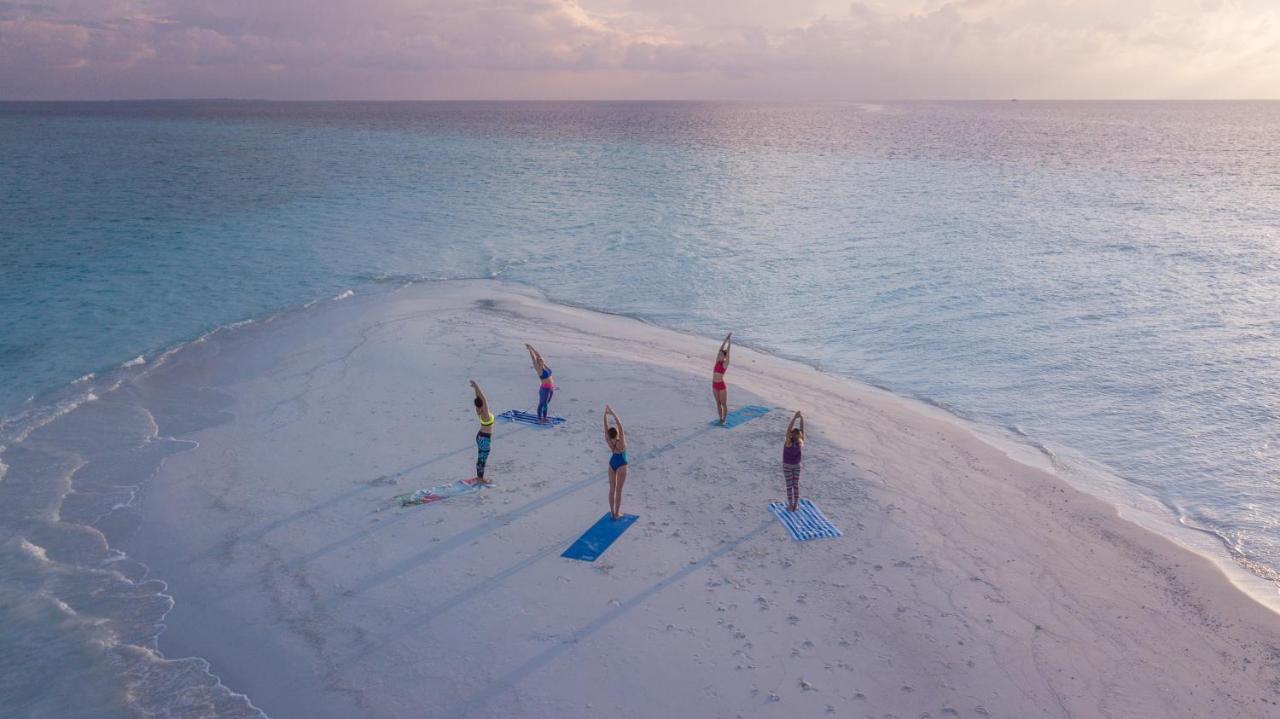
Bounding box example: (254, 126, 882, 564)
(537, 386, 554, 421)
(476, 432, 492, 478)
(783, 463, 801, 507)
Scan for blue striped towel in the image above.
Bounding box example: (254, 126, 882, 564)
(768, 499, 842, 541)
(498, 409, 565, 426)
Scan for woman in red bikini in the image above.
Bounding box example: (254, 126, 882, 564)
(712, 333, 731, 424)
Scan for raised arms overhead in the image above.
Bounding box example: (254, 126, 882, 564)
(526, 343, 547, 372)
(604, 404, 624, 443)
(470, 379, 488, 416)
(720, 332, 732, 365)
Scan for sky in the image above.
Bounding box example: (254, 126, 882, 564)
(2, 0, 1278, 100)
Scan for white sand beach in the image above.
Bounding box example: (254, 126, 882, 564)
(119, 280, 1280, 719)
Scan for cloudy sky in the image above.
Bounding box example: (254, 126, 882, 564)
(2, 0, 1278, 100)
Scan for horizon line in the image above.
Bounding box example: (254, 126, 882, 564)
(3, 97, 1279, 104)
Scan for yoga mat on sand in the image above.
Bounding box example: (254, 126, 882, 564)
(711, 405, 770, 428)
(768, 499, 842, 541)
(562, 513, 639, 561)
(395, 478, 487, 507)
(498, 409, 565, 426)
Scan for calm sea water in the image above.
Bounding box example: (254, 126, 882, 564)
(2, 100, 1279, 712)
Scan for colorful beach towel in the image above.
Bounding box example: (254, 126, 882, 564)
(711, 405, 770, 429)
(395, 478, 487, 507)
(562, 513, 638, 562)
(768, 499, 842, 541)
(498, 409, 565, 427)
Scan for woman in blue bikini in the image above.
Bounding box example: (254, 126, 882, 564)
(603, 404, 628, 520)
(526, 343, 555, 424)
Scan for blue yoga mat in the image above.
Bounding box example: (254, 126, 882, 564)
(711, 405, 770, 428)
(562, 513, 639, 561)
(498, 409, 565, 426)
(769, 499, 842, 541)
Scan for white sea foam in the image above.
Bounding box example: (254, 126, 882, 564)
(101, 549, 130, 566)
(179, 319, 257, 351)
(149, 343, 186, 369)
(72, 372, 95, 385)
(333, 289, 355, 301)
(121, 356, 146, 368)
(18, 537, 50, 563)
(11, 391, 100, 443)
(48, 594, 81, 619)
(111, 486, 140, 511)
(0, 382, 266, 716)
(137, 407, 160, 443)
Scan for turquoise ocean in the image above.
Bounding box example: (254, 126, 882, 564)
(2, 101, 1279, 715)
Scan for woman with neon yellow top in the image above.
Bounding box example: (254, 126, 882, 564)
(525, 343, 555, 424)
(470, 380, 495, 484)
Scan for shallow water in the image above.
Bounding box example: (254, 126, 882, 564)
(2, 100, 1280, 713)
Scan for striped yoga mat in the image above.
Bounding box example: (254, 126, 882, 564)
(498, 409, 565, 426)
(768, 499, 842, 541)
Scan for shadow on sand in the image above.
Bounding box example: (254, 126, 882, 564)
(442, 518, 775, 718)
(329, 424, 717, 599)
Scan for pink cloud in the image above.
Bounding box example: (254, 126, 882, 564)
(1, 0, 1277, 99)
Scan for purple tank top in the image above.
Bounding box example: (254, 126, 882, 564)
(783, 442, 802, 464)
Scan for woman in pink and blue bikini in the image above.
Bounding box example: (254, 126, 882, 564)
(526, 343, 555, 424)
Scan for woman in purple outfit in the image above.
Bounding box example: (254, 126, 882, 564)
(782, 411, 805, 512)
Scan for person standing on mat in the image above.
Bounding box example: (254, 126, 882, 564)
(526, 343, 555, 424)
(712, 332, 732, 424)
(603, 404, 629, 520)
(783, 410, 805, 512)
(470, 380, 495, 484)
